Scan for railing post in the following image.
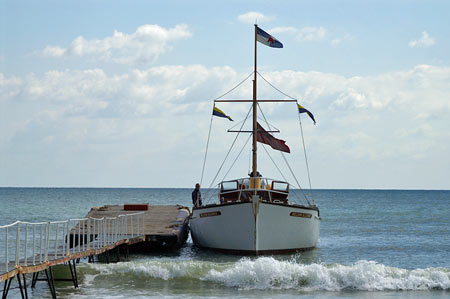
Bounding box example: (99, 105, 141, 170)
(137, 214, 139, 238)
(15, 222, 20, 267)
(106, 219, 109, 245)
(33, 224, 36, 265)
(62, 222, 66, 256)
(114, 218, 117, 242)
(78, 220, 81, 253)
(45, 222, 50, 262)
(67, 220, 70, 256)
(119, 216, 122, 240)
(92, 218, 100, 249)
(103, 218, 106, 247)
(24, 223, 29, 266)
(40, 224, 44, 263)
(97, 219, 100, 249)
(84, 218, 87, 251)
(125, 214, 128, 238)
(120, 216, 123, 240)
(5, 226, 8, 271)
(72, 221, 76, 253)
(87, 218, 91, 250)
(54, 223, 58, 260)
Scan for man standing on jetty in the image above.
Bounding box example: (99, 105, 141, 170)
(192, 183, 202, 207)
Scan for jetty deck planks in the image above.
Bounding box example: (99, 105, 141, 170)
(71, 204, 190, 250)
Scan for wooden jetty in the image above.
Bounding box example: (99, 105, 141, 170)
(1, 204, 190, 299)
(72, 204, 190, 251)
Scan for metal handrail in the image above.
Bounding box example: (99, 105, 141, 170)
(0, 212, 145, 277)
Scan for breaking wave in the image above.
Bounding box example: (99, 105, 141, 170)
(84, 257, 450, 291)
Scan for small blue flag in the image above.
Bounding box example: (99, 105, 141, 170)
(298, 104, 316, 124)
(213, 106, 233, 121)
(256, 27, 283, 48)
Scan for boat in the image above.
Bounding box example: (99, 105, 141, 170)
(189, 25, 320, 255)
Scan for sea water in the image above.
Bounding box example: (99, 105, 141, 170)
(0, 188, 449, 298)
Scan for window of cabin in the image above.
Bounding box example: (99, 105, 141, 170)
(272, 181, 289, 192)
(221, 181, 238, 191)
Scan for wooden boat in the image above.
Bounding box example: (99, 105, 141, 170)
(189, 25, 320, 255)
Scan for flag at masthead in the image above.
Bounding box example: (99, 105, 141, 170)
(252, 25, 284, 179)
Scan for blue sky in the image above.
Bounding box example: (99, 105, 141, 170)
(1, 0, 449, 189)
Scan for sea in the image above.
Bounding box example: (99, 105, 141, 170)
(0, 188, 449, 298)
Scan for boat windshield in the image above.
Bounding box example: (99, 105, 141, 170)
(218, 178, 290, 204)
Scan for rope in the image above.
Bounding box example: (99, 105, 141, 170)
(214, 72, 254, 100)
(257, 71, 315, 206)
(221, 133, 252, 182)
(257, 71, 297, 100)
(281, 152, 311, 205)
(257, 103, 277, 131)
(260, 143, 288, 182)
(297, 101, 314, 204)
(200, 103, 215, 186)
(258, 99, 311, 205)
(199, 71, 252, 195)
(206, 105, 253, 190)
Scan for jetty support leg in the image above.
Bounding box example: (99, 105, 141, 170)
(16, 274, 26, 299)
(45, 268, 57, 299)
(22, 275, 28, 299)
(31, 272, 38, 288)
(68, 260, 78, 288)
(72, 260, 78, 288)
(2, 278, 12, 299)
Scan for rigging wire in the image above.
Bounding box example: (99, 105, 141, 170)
(260, 143, 289, 182)
(199, 71, 253, 195)
(257, 103, 275, 131)
(281, 152, 311, 205)
(297, 102, 314, 204)
(257, 71, 297, 100)
(221, 133, 253, 182)
(257, 70, 315, 205)
(258, 102, 307, 202)
(200, 103, 215, 186)
(214, 72, 254, 100)
(205, 105, 253, 197)
(201, 69, 315, 206)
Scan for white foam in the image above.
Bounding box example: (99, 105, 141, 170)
(84, 258, 450, 291)
(205, 258, 450, 291)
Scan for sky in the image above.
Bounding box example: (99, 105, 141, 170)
(1, 0, 449, 189)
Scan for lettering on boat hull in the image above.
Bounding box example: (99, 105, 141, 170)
(200, 211, 221, 218)
(290, 212, 312, 218)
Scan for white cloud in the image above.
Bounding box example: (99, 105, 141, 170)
(331, 33, 352, 46)
(269, 26, 351, 46)
(297, 27, 327, 41)
(268, 27, 297, 34)
(0, 73, 23, 98)
(42, 24, 192, 65)
(42, 46, 66, 56)
(238, 12, 274, 24)
(409, 31, 435, 48)
(1, 64, 450, 188)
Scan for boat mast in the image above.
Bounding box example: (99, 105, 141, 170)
(252, 24, 258, 179)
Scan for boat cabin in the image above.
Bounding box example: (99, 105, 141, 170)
(218, 177, 289, 204)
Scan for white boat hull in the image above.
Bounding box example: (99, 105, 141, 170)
(189, 198, 320, 254)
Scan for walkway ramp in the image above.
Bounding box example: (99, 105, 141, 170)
(1, 204, 190, 298)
